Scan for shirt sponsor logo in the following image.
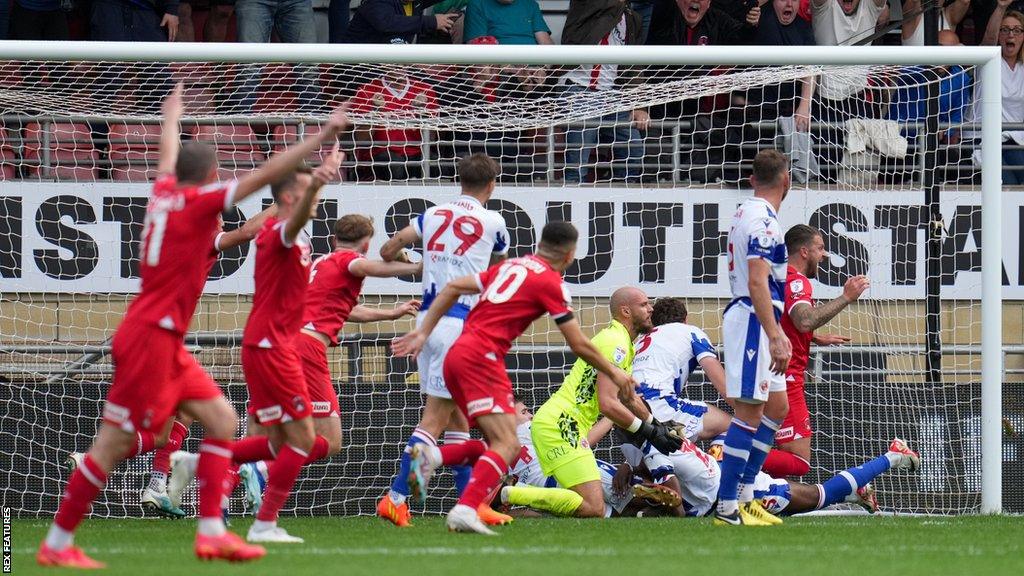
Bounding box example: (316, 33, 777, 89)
(311, 401, 332, 413)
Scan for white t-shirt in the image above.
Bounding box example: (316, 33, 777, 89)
(726, 197, 787, 307)
(562, 15, 627, 91)
(813, 0, 885, 100)
(967, 57, 1024, 154)
(632, 322, 717, 398)
(902, 9, 951, 47)
(413, 195, 509, 312)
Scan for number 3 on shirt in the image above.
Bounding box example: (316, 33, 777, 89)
(426, 209, 483, 256)
(483, 263, 528, 304)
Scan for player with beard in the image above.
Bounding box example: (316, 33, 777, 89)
(761, 225, 869, 478)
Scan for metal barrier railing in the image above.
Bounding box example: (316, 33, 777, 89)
(2, 114, 1021, 186)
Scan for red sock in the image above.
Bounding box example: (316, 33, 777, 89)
(456, 450, 507, 509)
(54, 455, 107, 532)
(124, 431, 156, 459)
(225, 464, 241, 495)
(232, 436, 274, 465)
(762, 449, 811, 477)
(439, 439, 486, 466)
(256, 444, 308, 522)
(304, 436, 329, 464)
(153, 421, 189, 474)
(197, 439, 233, 519)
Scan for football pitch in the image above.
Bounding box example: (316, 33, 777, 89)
(8, 515, 1023, 576)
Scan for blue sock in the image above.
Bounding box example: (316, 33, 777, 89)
(818, 454, 893, 508)
(453, 466, 472, 494)
(739, 416, 781, 501)
(716, 418, 757, 513)
(389, 429, 434, 500)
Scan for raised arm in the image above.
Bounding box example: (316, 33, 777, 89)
(788, 275, 869, 333)
(380, 224, 421, 262)
(284, 144, 343, 244)
(216, 204, 278, 252)
(982, 0, 1012, 46)
(392, 274, 480, 357)
(748, 258, 791, 374)
(236, 104, 351, 205)
(157, 83, 184, 176)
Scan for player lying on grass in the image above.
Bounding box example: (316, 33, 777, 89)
(39, 84, 348, 568)
(497, 402, 682, 518)
(67, 205, 279, 519)
(763, 224, 869, 478)
(377, 153, 511, 528)
(632, 297, 732, 444)
(523, 287, 686, 518)
(392, 222, 636, 535)
(623, 435, 920, 517)
(170, 214, 420, 516)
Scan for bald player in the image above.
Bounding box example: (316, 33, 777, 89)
(521, 287, 685, 518)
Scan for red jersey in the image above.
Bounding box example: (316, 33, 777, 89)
(242, 217, 312, 349)
(349, 77, 438, 158)
(460, 255, 573, 356)
(302, 249, 365, 346)
(124, 174, 236, 335)
(781, 265, 814, 381)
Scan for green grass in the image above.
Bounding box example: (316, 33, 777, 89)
(10, 515, 1024, 576)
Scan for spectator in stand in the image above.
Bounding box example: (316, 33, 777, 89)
(236, 0, 315, 43)
(752, 0, 815, 130)
(91, 0, 179, 41)
(901, 0, 970, 45)
(7, 0, 70, 40)
(463, 0, 553, 44)
(560, 0, 647, 183)
(432, 0, 469, 43)
(349, 68, 439, 181)
(436, 35, 544, 180)
(205, 2, 235, 41)
(646, 0, 760, 183)
(971, 1, 1024, 184)
(329, 0, 350, 41)
(232, 0, 321, 112)
(810, 0, 887, 180)
(342, 0, 457, 43)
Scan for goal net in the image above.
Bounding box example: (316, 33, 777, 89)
(0, 44, 1009, 517)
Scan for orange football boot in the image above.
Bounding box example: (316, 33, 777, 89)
(476, 504, 514, 526)
(377, 493, 413, 527)
(195, 531, 266, 562)
(36, 543, 105, 569)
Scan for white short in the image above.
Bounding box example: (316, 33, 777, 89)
(417, 313, 464, 399)
(723, 303, 786, 402)
(644, 443, 721, 517)
(646, 396, 709, 443)
(753, 471, 792, 515)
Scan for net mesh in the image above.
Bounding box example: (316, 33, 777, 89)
(0, 56, 1009, 517)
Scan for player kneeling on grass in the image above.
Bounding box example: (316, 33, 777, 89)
(632, 297, 733, 444)
(522, 287, 685, 519)
(392, 222, 636, 535)
(503, 404, 682, 517)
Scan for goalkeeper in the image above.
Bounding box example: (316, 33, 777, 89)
(515, 287, 684, 517)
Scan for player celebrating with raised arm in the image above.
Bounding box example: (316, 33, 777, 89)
(521, 287, 684, 519)
(392, 222, 636, 535)
(37, 85, 349, 568)
(377, 153, 510, 528)
(762, 224, 869, 478)
(229, 143, 346, 544)
(296, 214, 422, 464)
(715, 149, 793, 527)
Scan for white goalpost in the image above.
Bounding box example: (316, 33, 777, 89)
(0, 41, 1005, 516)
